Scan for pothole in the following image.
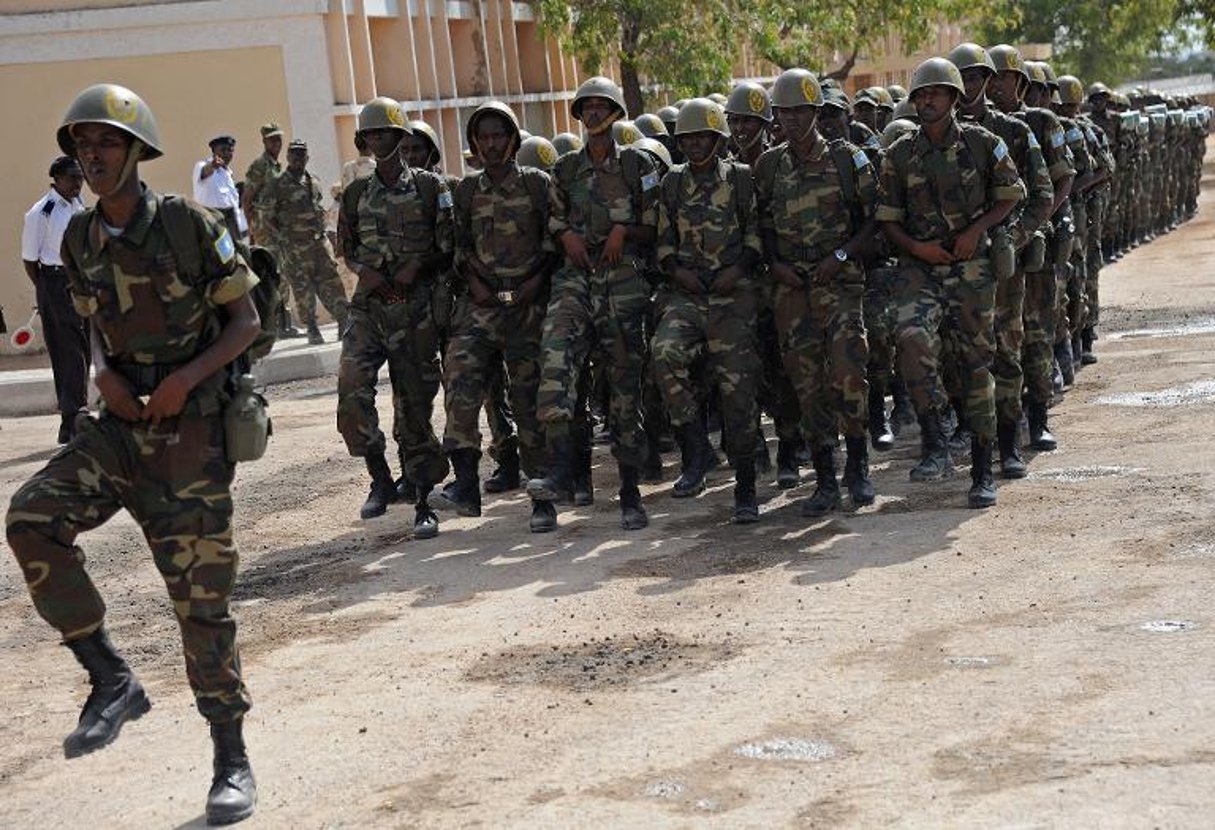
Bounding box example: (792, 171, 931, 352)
(465, 630, 734, 691)
(1139, 620, 1195, 633)
(734, 737, 838, 762)
(1097, 380, 1215, 408)
(1106, 319, 1215, 340)
(1026, 465, 1141, 482)
(945, 656, 998, 669)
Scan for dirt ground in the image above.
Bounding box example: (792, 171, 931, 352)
(2, 159, 1214, 829)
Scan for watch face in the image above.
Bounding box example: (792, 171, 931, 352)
(835, 249, 847, 261)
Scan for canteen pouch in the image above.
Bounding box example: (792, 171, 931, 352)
(224, 373, 272, 463)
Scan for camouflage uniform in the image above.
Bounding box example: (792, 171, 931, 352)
(6, 187, 255, 723)
(257, 165, 350, 328)
(1056, 113, 1092, 354)
(243, 151, 280, 250)
(652, 158, 762, 461)
(444, 162, 553, 477)
(335, 165, 451, 490)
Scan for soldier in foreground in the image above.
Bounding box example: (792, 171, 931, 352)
(6, 84, 260, 824)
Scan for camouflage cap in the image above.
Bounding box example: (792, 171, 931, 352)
(260, 122, 284, 138)
(287, 138, 307, 151)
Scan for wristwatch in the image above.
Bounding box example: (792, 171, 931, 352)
(834, 248, 849, 262)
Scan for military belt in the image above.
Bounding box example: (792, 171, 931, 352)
(111, 360, 192, 396)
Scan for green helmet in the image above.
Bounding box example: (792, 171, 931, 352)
(988, 44, 1028, 78)
(466, 100, 520, 149)
(893, 98, 918, 121)
(868, 87, 895, 110)
(656, 105, 680, 127)
(887, 84, 909, 103)
(1025, 61, 1048, 86)
(821, 87, 851, 112)
(634, 113, 669, 137)
(675, 97, 729, 136)
(552, 132, 583, 155)
(634, 136, 673, 171)
(771, 68, 823, 108)
(517, 135, 559, 171)
(57, 83, 163, 160)
(358, 96, 409, 134)
(1039, 62, 1059, 87)
(707, 92, 728, 106)
(407, 120, 441, 158)
(908, 57, 965, 96)
(571, 76, 626, 120)
(1087, 81, 1111, 100)
(724, 81, 773, 122)
(673, 98, 690, 110)
(612, 119, 643, 145)
(1057, 75, 1084, 106)
(947, 42, 996, 75)
(880, 118, 918, 150)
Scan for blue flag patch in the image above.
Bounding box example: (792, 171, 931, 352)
(214, 228, 235, 264)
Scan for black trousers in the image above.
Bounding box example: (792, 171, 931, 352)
(35, 266, 90, 416)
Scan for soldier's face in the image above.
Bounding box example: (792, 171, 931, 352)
(877, 109, 892, 131)
(853, 102, 878, 131)
(473, 114, 516, 166)
(818, 109, 848, 141)
(71, 123, 134, 195)
(678, 130, 720, 166)
(912, 86, 956, 125)
(1090, 94, 1109, 114)
(263, 135, 283, 157)
(578, 98, 615, 131)
(401, 134, 436, 170)
(53, 172, 84, 201)
(728, 113, 766, 149)
(1025, 83, 1048, 108)
(960, 68, 990, 105)
(286, 148, 308, 173)
(987, 71, 1022, 110)
(776, 105, 818, 142)
(363, 128, 402, 159)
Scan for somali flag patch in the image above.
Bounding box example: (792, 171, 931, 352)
(214, 228, 235, 264)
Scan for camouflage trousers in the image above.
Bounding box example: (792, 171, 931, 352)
(536, 264, 650, 468)
(1085, 194, 1106, 329)
(651, 287, 760, 461)
(894, 258, 996, 443)
(774, 271, 869, 449)
(277, 235, 350, 328)
(992, 266, 1026, 425)
(337, 291, 448, 488)
(1022, 264, 1057, 406)
(5, 412, 251, 723)
(441, 297, 545, 478)
(1058, 206, 1087, 343)
(864, 266, 899, 392)
(756, 287, 803, 444)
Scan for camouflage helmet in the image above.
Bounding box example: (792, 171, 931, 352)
(611, 119, 643, 145)
(407, 120, 441, 157)
(948, 42, 997, 75)
(707, 92, 728, 106)
(1057, 75, 1085, 106)
(571, 76, 626, 120)
(634, 136, 673, 171)
(674, 97, 729, 136)
(1025, 61, 1049, 86)
(1087, 81, 1111, 100)
(988, 44, 1028, 79)
(552, 132, 584, 155)
(880, 118, 918, 150)
(516, 135, 560, 171)
(57, 83, 164, 160)
(887, 84, 909, 102)
(634, 112, 669, 137)
(724, 81, 773, 122)
(656, 105, 680, 127)
(893, 98, 918, 121)
(908, 57, 965, 96)
(465, 100, 521, 148)
(358, 96, 410, 134)
(771, 68, 823, 108)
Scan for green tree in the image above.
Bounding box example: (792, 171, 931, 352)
(534, 0, 738, 115)
(979, 0, 1181, 85)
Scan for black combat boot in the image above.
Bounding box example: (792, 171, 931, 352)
(910, 410, 952, 482)
(527, 430, 575, 504)
(360, 452, 397, 519)
(431, 449, 482, 517)
(573, 441, 594, 506)
(967, 437, 997, 509)
(868, 384, 895, 451)
(673, 420, 712, 498)
(618, 464, 649, 530)
(395, 449, 417, 505)
(801, 447, 841, 517)
(643, 433, 666, 483)
(62, 628, 151, 759)
(1026, 401, 1057, 451)
(306, 318, 324, 346)
(529, 499, 558, 533)
(205, 719, 257, 826)
(484, 444, 524, 493)
(277, 306, 303, 339)
(843, 436, 875, 506)
(775, 438, 800, 489)
(1071, 330, 1084, 373)
(947, 399, 972, 455)
(1080, 327, 1098, 365)
(733, 456, 759, 524)
(413, 488, 440, 539)
(889, 378, 916, 436)
(997, 419, 1027, 479)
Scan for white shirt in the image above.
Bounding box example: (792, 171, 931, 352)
(21, 187, 85, 266)
(193, 159, 248, 233)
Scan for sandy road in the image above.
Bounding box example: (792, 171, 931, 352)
(1, 161, 1214, 829)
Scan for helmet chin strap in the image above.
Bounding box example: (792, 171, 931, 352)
(793, 115, 818, 144)
(375, 134, 404, 162)
(962, 78, 989, 107)
(585, 109, 622, 137)
(91, 137, 145, 199)
(735, 129, 764, 151)
(685, 136, 722, 169)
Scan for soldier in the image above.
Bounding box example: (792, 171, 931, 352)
(949, 42, 1054, 478)
(650, 98, 763, 522)
(757, 69, 879, 515)
(854, 87, 895, 134)
(6, 84, 259, 824)
(525, 76, 660, 531)
(335, 97, 451, 534)
(256, 139, 350, 344)
(431, 102, 558, 532)
(876, 58, 1025, 508)
(987, 44, 1074, 451)
(241, 123, 282, 249)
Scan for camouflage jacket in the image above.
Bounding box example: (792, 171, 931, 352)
(243, 152, 280, 226)
(548, 143, 659, 253)
(755, 134, 878, 267)
(453, 162, 554, 284)
(876, 119, 1026, 243)
(656, 158, 761, 277)
(1012, 105, 1075, 183)
(256, 167, 327, 242)
(964, 106, 1054, 239)
(336, 165, 454, 278)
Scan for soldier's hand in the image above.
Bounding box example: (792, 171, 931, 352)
(95, 367, 143, 423)
(813, 257, 843, 284)
(771, 261, 804, 288)
(913, 240, 955, 266)
(469, 276, 498, 308)
(516, 275, 543, 307)
(143, 373, 191, 424)
(393, 260, 422, 290)
(672, 267, 704, 295)
(600, 224, 628, 267)
(712, 265, 744, 296)
(950, 226, 983, 261)
(561, 230, 593, 270)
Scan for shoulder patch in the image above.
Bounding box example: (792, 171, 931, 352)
(1027, 131, 1040, 150)
(641, 170, 660, 192)
(1050, 127, 1066, 148)
(214, 228, 236, 264)
(438, 189, 453, 210)
(1066, 126, 1083, 143)
(993, 139, 1009, 162)
(852, 149, 869, 169)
